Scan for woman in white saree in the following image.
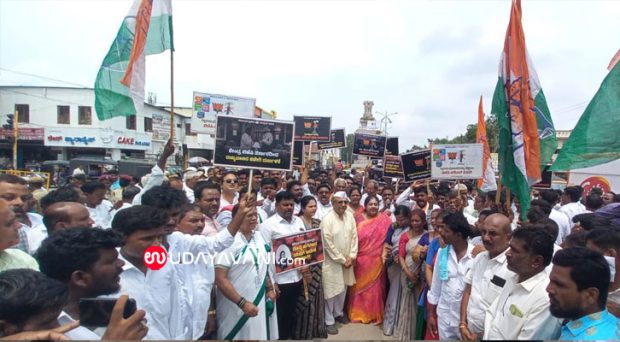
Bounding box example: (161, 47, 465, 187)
(215, 193, 278, 340)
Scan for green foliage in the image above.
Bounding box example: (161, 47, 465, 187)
(420, 115, 499, 152)
(340, 133, 356, 164)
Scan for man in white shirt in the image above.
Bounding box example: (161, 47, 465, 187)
(540, 190, 571, 244)
(360, 180, 384, 210)
(141, 184, 238, 339)
(36, 227, 147, 340)
(82, 181, 113, 229)
(460, 213, 513, 339)
(314, 183, 333, 220)
(559, 186, 587, 230)
(427, 213, 476, 340)
(484, 228, 561, 340)
(258, 191, 306, 339)
(321, 192, 358, 335)
(112, 205, 193, 340)
(42, 202, 94, 234)
(0, 174, 47, 254)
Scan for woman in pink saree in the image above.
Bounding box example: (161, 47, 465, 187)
(347, 195, 392, 324)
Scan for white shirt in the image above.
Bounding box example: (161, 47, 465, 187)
(314, 200, 333, 220)
(395, 187, 416, 208)
(183, 183, 195, 203)
(559, 201, 587, 229)
(464, 249, 513, 334)
(87, 200, 113, 229)
(428, 243, 476, 338)
(132, 165, 165, 205)
(109, 202, 133, 225)
(258, 213, 306, 284)
(117, 252, 192, 340)
(545, 244, 562, 275)
(21, 212, 47, 254)
(58, 311, 101, 340)
(484, 271, 561, 340)
(361, 193, 384, 210)
(167, 229, 235, 339)
(549, 208, 571, 244)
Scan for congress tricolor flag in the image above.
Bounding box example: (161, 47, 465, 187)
(95, 0, 173, 121)
(491, 0, 557, 217)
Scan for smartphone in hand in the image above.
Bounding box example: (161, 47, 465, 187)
(78, 298, 137, 327)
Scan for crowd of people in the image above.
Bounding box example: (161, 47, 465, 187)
(1, 139, 620, 340)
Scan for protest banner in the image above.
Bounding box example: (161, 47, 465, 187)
(386, 137, 399, 156)
(352, 133, 387, 157)
(383, 155, 404, 179)
(431, 143, 484, 179)
(401, 150, 432, 182)
(317, 128, 346, 150)
(272, 228, 324, 274)
(292, 141, 304, 166)
(293, 116, 332, 142)
(213, 116, 294, 171)
(192, 91, 256, 134)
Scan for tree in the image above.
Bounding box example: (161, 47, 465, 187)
(423, 116, 499, 152)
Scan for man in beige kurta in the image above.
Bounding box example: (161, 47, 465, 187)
(321, 191, 358, 334)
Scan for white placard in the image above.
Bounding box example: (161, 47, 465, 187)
(431, 143, 483, 179)
(191, 91, 256, 134)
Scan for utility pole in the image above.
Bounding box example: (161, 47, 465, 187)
(376, 111, 398, 136)
(13, 110, 17, 169)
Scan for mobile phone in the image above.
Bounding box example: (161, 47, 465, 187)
(79, 298, 137, 327)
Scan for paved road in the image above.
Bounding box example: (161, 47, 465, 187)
(326, 323, 398, 341)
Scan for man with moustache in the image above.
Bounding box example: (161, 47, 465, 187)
(484, 228, 561, 340)
(0, 203, 38, 272)
(547, 247, 620, 340)
(36, 227, 147, 340)
(0, 174, 46, 254)
(459, 213, 513, 339)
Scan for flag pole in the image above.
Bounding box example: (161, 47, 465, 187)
(169, 48, 175, 141)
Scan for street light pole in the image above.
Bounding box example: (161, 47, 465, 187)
(376, 111, 398, 135)
(12, 110, 18, 169)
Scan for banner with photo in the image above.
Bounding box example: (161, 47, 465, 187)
(352, 133, 387, 157)
(386, 137, 399, 156)
(214, 116, 294, 171)
(431, 143, 484, 179)
(401, 150, 432, 182)
(383, 155, 404, 179)
(192, 91, 256, 135)
(272, 229, 324, 274)
(317, 128, 346, 150)
(292, 141, 304, 166)
(293, 116, 332, 142)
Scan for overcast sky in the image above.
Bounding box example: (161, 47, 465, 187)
(1, 0, 618, 150)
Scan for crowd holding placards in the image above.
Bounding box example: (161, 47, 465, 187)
(1, 140, 620, 340)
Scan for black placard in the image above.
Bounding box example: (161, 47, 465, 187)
(383, 155, 404, 178)
(352, 133, 387, 158)
(317, 128, 346, 150)
(214, 116, 294, 171)
(401, 150, 431, 182)
(292, 141, 304, 166)
(386, 137, 399, 156)
(293, 116, 332, 142)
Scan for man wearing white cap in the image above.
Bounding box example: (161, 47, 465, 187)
(321, 191, 358, 335)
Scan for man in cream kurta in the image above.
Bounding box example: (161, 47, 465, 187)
(321, 191, 358, 334)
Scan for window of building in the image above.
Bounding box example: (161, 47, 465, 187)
(185, 123, 194, 136)
(126, 115, 136, 130)
(57, 105, 70, 124)
(15, 104, 29, 123)
(144, 117, 153, 132)
(78, 106, 92, 125)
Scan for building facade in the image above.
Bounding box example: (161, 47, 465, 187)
(0, 86, 189, 169)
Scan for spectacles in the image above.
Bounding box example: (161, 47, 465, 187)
(224, 179, 238, 184)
